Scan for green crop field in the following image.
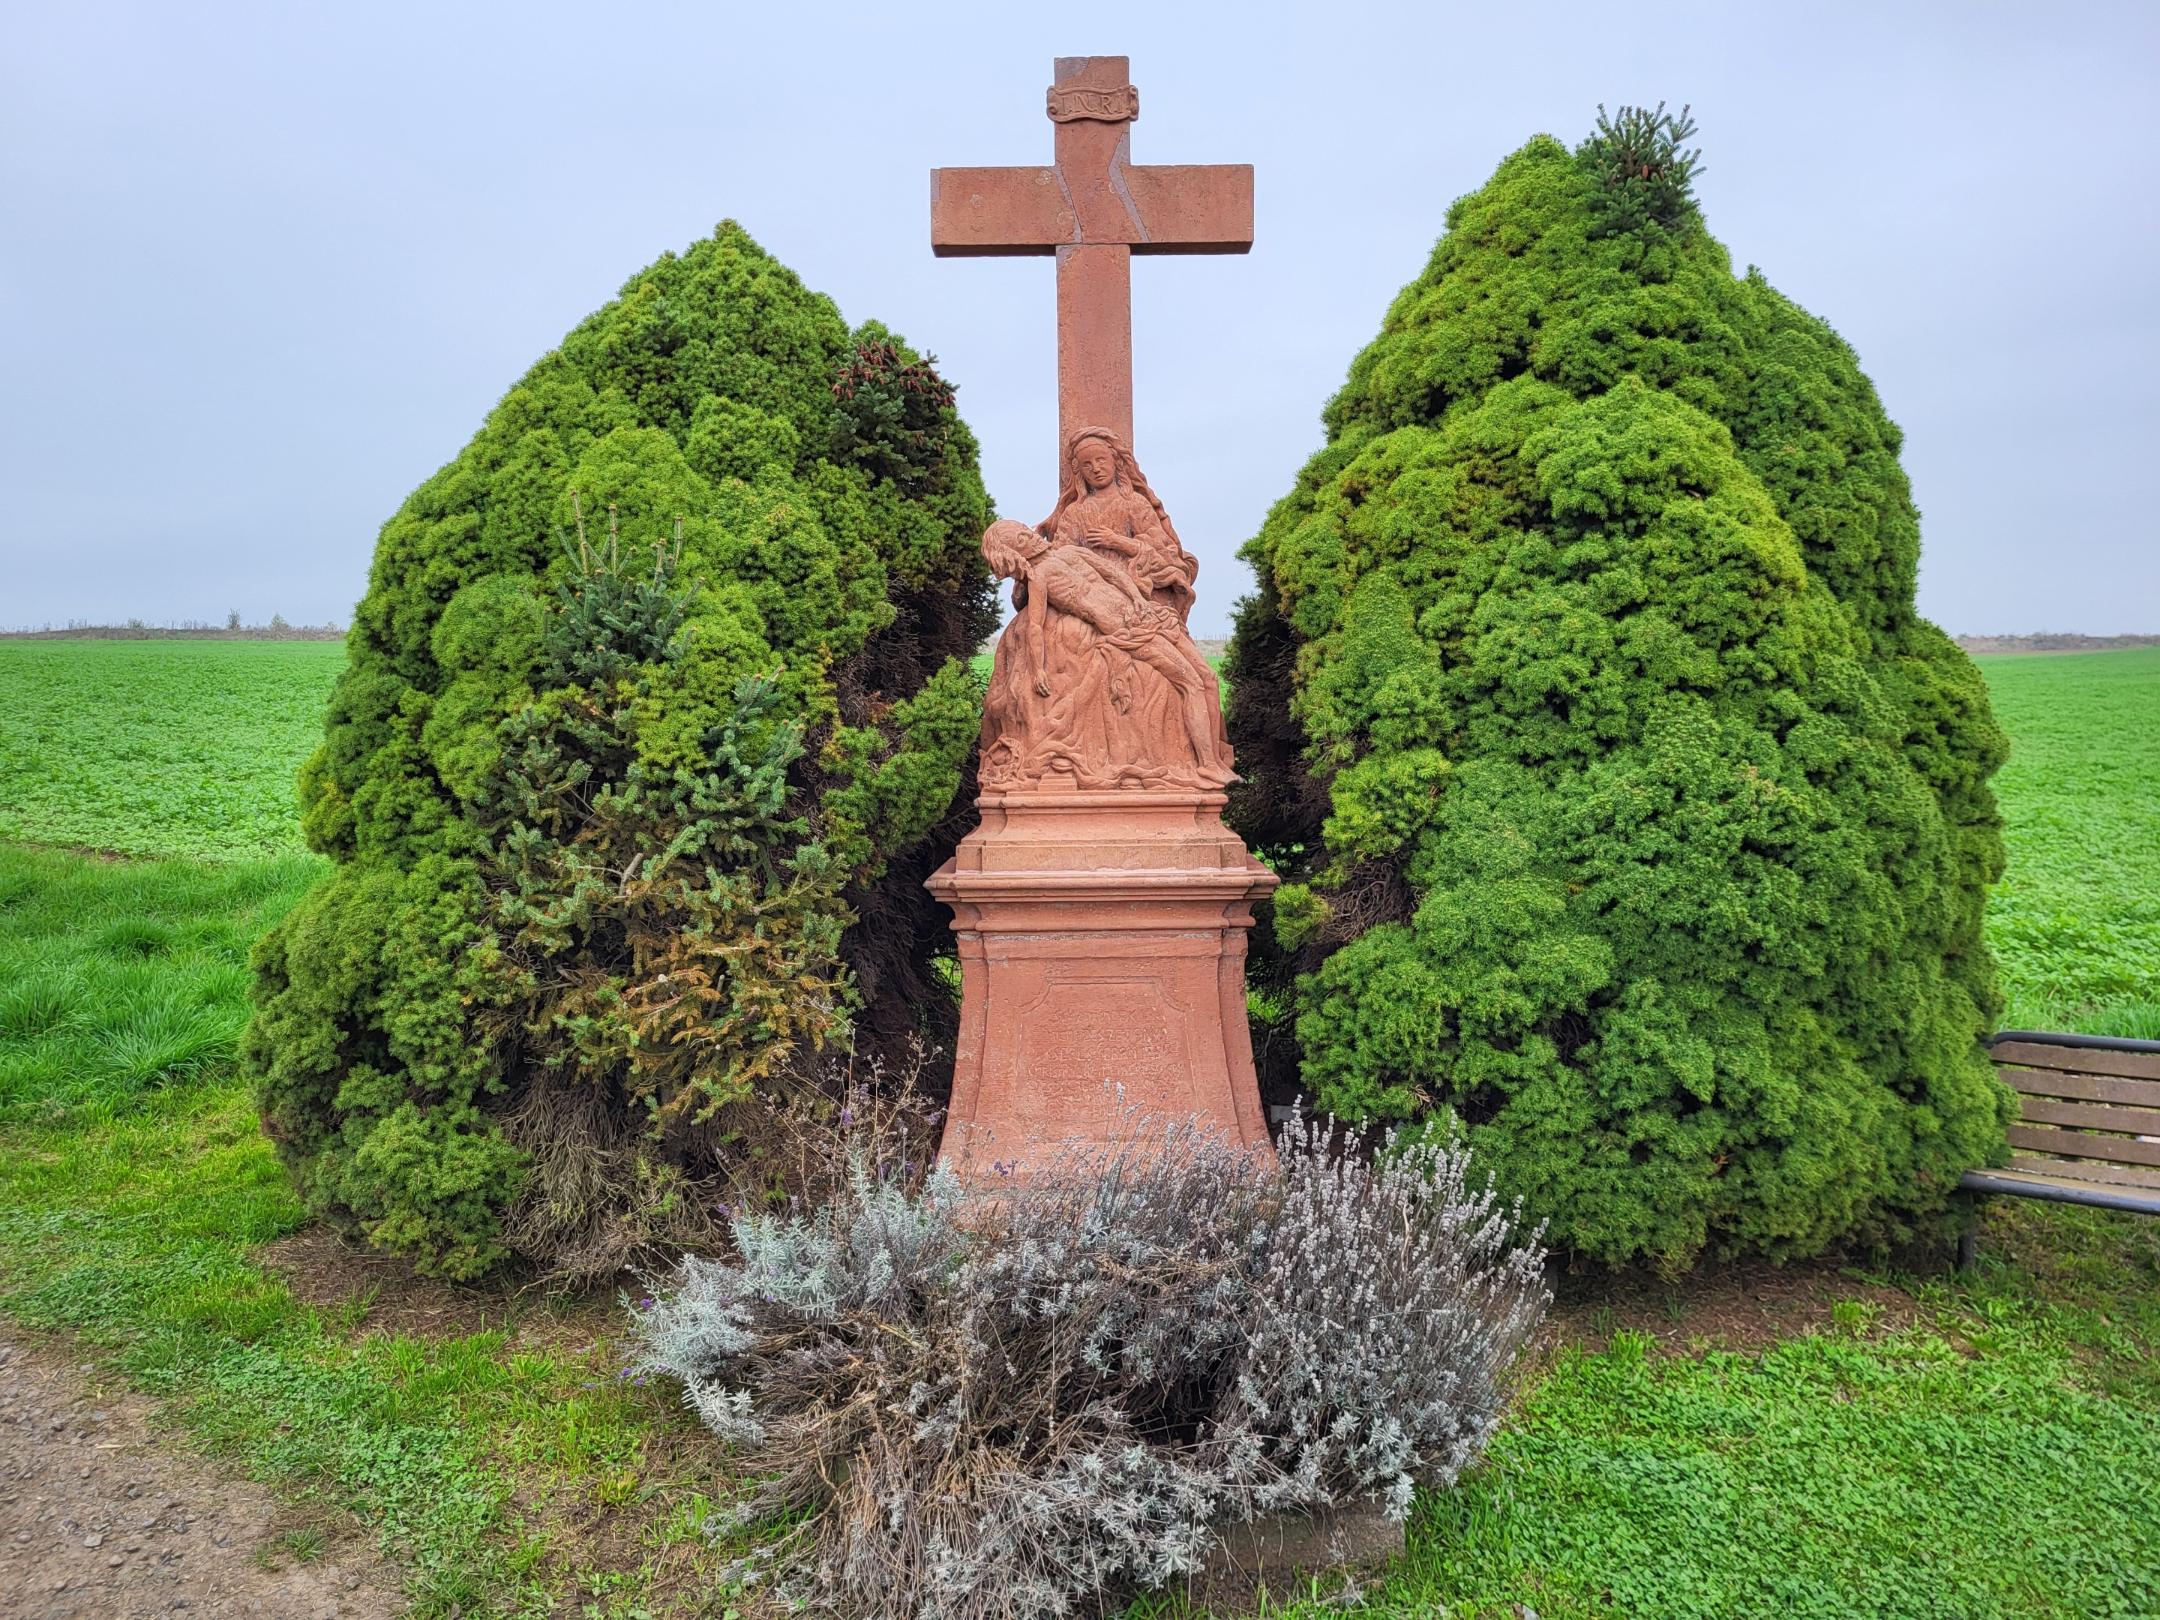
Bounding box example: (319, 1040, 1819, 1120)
(1980, 649, 2160, 1037)
(0, 639, 2154, 1617)
(4, 638, 2148, 1030)
(0, 639, 344, 860)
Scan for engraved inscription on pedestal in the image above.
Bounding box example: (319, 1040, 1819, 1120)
(1010, 971, 1184, 1129)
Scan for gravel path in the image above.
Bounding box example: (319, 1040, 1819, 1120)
(0, 1324, 403, 1618)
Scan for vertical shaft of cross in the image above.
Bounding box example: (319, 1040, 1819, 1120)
(1055, 245, 1132, 455)
(1048, 56, 1138, 458)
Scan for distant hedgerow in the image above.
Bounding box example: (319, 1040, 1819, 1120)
(1225, 118, 2010, 1269)
(244, 223, 996, 1281)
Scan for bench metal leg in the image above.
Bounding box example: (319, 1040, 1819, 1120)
(1954, 1191, 1980, 1273)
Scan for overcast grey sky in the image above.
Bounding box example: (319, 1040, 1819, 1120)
(4, 0, 2155, 636)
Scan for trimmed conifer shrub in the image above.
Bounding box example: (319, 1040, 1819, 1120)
(1226, 112, 2010, 1269)
(244, 224, 996, 1281)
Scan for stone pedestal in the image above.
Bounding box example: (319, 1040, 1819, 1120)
(927, 787, 1277, 1183)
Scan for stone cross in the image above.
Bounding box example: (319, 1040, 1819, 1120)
(930, 55, 1253, 466)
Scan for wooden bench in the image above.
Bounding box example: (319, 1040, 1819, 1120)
(1956, 1029, 2160, 1266)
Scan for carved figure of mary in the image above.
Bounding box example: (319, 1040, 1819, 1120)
(1042, 426, 1199, 623)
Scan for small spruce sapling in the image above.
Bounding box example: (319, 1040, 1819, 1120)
(1580, 100, 1705, 232)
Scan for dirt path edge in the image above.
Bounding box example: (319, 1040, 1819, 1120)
(0, 1322, 404, 1619)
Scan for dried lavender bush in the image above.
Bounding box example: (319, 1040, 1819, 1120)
(631, 1114, 1548, 1619)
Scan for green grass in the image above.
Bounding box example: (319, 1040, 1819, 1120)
(1359, 1230, 2160, 1619)
(0, 848, 734, 1617)
(0, 639, 343, 859)
(0, 639, 2154, 1616)
(0, 846, 324, 1120)
(1977, 648, 2160, 1037)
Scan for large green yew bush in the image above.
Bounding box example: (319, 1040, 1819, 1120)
(245, 224, 995, 1281)
(1227, 117, 2010, 1268)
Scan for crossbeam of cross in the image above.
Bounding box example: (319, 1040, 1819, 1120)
(930, 55, 1253, 470)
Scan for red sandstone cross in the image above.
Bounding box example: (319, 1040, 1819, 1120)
(930, 55, 1253, 468)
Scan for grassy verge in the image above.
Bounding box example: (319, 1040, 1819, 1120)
(0, 846, 737, 1618)
(1354, 1202, 2160, 1619)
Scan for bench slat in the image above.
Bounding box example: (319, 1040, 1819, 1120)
(1998, 1066, 2160, 1108)
(1991, 1040, 2160, 1081)
(2007, 1154, 2160, 1193)
(2007, 1122, 2160, 1167)
(2015, 1095, 2160, 1138)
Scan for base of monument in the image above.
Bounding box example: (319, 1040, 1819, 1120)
(1183, 1499, 1407, 1610)
(927, 787, 1277, 1186)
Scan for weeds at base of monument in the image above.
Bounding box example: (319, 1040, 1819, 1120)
(630, 1109, 1550, 1619)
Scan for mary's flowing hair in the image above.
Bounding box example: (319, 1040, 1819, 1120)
(1039, 426, 1186, 557)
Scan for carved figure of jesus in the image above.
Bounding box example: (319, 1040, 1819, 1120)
(982, 519, 1226, 777)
